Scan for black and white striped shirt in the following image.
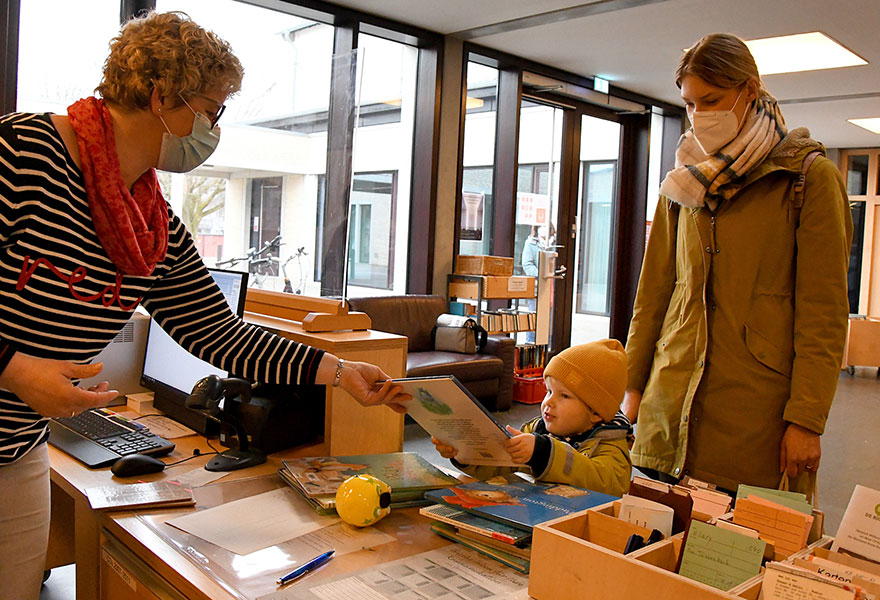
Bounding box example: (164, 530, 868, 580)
(0, 112, 324, 464)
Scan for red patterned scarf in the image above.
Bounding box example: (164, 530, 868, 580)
(67, 97, 168, 276)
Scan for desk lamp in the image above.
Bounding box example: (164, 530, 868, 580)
(186, 374, 266, 471)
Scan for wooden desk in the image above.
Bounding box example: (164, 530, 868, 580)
(46, 408, 406, 599)
(243, 313, 407, 455)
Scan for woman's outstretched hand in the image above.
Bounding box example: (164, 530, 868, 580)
(0, 352, 118, 418)
(336, 359, 410, 413)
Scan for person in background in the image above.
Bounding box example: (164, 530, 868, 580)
(623, 33, 852, 496)
(0, 12, 407, 600)
(521, 224, 547, 344)
(433, 340, 633, 497)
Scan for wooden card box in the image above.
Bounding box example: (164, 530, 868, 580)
(455, 254, 514, 276)
(448, 276, 536, 300)
(529, 505, 761, 600)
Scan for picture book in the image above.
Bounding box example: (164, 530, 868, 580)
(419, 503, 533, 546)
(430, 522, 531, 573)
(281, 452, 459, 497)
(424, 473, 617, 531)
(394, 376, 517, 467)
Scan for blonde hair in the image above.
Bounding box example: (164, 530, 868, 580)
(675, 33, 769, 97)
(96, 11, 243, 110)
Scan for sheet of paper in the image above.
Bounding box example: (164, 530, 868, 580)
(761, 562, 858, 600)
(677, 520, 766, 591)
(395, 376, 516, 467)
(689, 487, 732, 518)
(170, 467, 229, 488)
(618, 494, 675, 537)
(733, 496, 812, 557)
(795, 556, 880, 585)
(167, 487, 338, 555)
(831, 484, 880, 563)
(258, 543, 528, 600)
(113, 410, 198, 439)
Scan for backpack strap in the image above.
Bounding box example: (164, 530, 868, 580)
(792, 150, 823, 211)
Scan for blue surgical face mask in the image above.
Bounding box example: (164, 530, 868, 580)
(156, 97, 220, 173)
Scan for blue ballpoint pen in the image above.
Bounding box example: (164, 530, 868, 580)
(276, 549, 335, 585)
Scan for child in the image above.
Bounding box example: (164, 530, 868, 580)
(432, 339, 632, 497)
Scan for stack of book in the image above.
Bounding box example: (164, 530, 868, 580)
(278, 452, 459, 515)
(420, 473, 618, 573)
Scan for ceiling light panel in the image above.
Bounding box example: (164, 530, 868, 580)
(745, 32, 867, 75)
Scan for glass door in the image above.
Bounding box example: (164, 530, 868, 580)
(569, 115, 621, 345)
(515, 99, 564, 346)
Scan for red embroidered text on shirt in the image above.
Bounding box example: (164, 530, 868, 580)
(16, 255, 141, 311)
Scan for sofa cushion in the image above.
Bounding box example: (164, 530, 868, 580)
(347, 295, 445, 353)
(407, 351, 503, 381)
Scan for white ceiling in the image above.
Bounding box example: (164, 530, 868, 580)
(332, 0, 880, 148)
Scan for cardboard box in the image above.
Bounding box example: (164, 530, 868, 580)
(448, 276, 536, 300)
(529, 506, 763, 600)
(455, 254, 514, 276)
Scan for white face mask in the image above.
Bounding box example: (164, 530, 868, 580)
(687, 88, 746, 156)
(156, 97, 220, 173)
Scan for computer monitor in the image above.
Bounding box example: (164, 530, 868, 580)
(142, 268, 248, 434)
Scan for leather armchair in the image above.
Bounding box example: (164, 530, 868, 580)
(347, 295, 515, 411)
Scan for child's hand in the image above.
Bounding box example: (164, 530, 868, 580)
(431, 436, 458, 459)
(504, 425, 536, 464)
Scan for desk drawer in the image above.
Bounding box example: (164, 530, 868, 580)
(101, 532, 188, 600)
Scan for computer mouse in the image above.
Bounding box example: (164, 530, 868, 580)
(111, 454, 167, 477)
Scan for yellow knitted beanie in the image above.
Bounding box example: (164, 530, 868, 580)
(543, 339, 627, 422)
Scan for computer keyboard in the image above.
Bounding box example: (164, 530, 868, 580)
(49, 407, 175, 468)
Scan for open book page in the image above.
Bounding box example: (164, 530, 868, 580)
(395, 376, 516, 467)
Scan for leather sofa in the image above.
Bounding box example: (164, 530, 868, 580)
(347, 294, 515, 411)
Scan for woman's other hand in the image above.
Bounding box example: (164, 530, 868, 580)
(779, 422, 821, 478)
(504, 425, 537, 463)
(336, 359, 410, 413)
(0, 353, 119, 417)
(622, 388, 642, 424)
(431, 436, 458, 459)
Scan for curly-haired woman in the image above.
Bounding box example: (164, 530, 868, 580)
(0, 12, 407, 599)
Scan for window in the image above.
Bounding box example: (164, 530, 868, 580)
(460, 62, 499, 257)
(156, 0, 334, 295)
(16, 0, 119, 112)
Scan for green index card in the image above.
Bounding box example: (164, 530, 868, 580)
(678, 520, 766, 591)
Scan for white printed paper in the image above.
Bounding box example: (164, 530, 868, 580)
(831, 484, 880, 563)
(258, 544, 528, 600)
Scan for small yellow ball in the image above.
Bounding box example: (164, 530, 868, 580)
(335, 474, 392, 527)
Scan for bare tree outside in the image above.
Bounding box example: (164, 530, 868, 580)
(157, 173, 227, 239)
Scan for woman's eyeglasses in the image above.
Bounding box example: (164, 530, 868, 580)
(194, 94, 226, 129)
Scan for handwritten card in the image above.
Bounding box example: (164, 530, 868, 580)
(677, 520, 766, 591)
(733, 496, 812, 557)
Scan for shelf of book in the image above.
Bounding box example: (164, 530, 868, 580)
(448, 274, 537, 335)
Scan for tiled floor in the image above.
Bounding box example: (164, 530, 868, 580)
(40, 368, 879, 599)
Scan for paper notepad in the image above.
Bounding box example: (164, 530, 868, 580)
(677, 520, 766, 591)
(733, 496, 813, 557)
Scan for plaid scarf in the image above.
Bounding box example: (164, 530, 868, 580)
(659, 96, 788, 209)
(67, 97, 168, 276)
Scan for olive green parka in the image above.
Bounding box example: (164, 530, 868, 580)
(626, 128, 853, 493)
